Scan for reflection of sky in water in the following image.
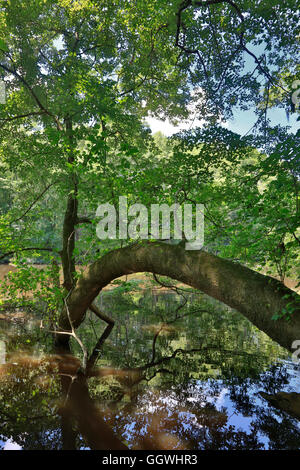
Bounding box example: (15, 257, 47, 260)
(3, 439, 22, 450)
(106, 357, 300, 450)
(1, 356, 300, 450)
(1, 292, 300, 450)
(208, 358, 300, 448)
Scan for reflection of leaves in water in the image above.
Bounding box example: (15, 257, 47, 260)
(0, 357, 62, 449)
(77, 288, 299, 449)
(0, 288, 299, 450)
(99, 384, 265, 450)
(79, 288, 287, 378)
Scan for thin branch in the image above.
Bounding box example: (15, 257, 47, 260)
(10, 182, 57, 225)
(153, 272, 188, 318)
(89, 302, 115, 326)
(175, 0, 289, 95)
(138, 345, 264, 371)
(86, 322, 114, 371)
(75, 216, 93, 225)
(150, 325, 163, 365)
(86, 303, 115, 370)
(0, 111, 46, 123)
(0, 246, 56, 261)
(63, 291, 88, 372)
(0, 62, 63, 131)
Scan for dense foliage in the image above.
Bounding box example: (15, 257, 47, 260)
(0, 0, 298, 319)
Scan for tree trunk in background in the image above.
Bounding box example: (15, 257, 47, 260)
(60, 117, 78, 291)
(58, 241, 300, 352)
(61, 190, 78, 291)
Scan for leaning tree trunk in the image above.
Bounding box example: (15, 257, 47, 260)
(57, 241, 300, 352)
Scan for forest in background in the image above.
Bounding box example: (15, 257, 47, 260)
(0, 0, 298, 331)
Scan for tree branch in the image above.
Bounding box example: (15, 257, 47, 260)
(0, 247, 57, 261)
(0, 62, 63, 131)
(75, 216, 93, 225)
(10, 182, 58, 225)
(175, 0, 289, 94)
(0, 111, 46, 123)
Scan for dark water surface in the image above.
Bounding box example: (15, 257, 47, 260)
(0, 285, 300, 450)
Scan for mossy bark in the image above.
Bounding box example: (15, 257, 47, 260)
(58, 241, 300, 352)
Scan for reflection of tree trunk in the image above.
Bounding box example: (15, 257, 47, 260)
(59, 377, 78, 450)
(58, 242, 300, 352)
(260, 392, 300, 421)
(61, 375, 128, 450)
(57, 347, 127, 450)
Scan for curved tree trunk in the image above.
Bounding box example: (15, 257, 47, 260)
(58, 241, 300, 352)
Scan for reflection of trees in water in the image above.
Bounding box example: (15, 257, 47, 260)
(0, 289, 299, 449)
(0, 351, 127, 450)
(220, 365, 300, 449)
(0, 356, 64, 450)
(101, 380, 264, 450)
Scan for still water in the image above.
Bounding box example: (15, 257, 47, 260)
(0, 283, 300, 450)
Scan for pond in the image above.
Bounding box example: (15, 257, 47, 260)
(0, 282, 300, 450)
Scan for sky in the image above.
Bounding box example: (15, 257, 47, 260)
(51, 34, 299, 137)
(146, 106, 299, 137)
(146, 45, 299, 137)
(1, 439, 22, 450)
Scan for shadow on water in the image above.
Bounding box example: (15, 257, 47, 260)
(0, 286, 300, 450)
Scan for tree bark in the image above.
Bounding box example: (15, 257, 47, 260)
(61, 117, 78, 291)
(61, 190, 78, 290)
(58, 241, 300, 352)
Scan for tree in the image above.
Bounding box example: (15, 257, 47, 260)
(0, 0, 299, 351)
(0, 0, 190, 288)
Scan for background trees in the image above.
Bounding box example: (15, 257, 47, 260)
(0, 0, 298, 320)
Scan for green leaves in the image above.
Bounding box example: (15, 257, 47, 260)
(0, 0, 298, 320)
(0, 39, 8, 52)
(272, 293, 300, 322)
